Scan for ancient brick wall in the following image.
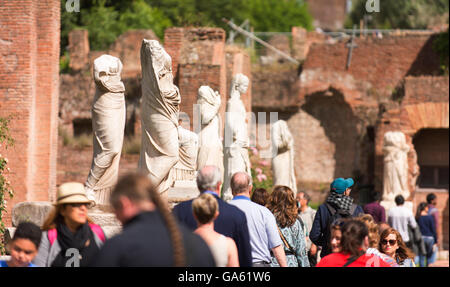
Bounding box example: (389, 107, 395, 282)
(403, 76, 450, 105)
(374, 76, 449, 248)
(177, 64, 222, 130)
(300, 35, 442, 106)
(164, 27, 227, 130)
(225, 45, 252, 118)
(68, 29, 89, 71)
(0, 0, 60, 225)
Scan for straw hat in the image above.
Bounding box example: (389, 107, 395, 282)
(55, 182, 93, 206)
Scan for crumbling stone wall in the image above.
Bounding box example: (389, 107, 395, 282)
(0, 0, 60, 225)
(164, 27, 228, 130)
(374, 76, 449, 248)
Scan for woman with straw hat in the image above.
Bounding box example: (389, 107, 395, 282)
(33, 182, 105, 267)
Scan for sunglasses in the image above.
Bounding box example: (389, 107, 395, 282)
(67, 203, 89, 208)
(381, 239, 397, 246)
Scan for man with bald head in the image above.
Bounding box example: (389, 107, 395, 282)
(172, 165, 252, 267)
(228, 172, 287, 267)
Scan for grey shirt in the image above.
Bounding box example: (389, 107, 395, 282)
(299, 206, 316, 250)
(387, 205, 417, 243)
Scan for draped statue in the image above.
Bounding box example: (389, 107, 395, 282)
(138, 40, 180, 196)
(223, 74, 251, 201)
(85, 54, 125, 208)
(271, 120, 297, 193)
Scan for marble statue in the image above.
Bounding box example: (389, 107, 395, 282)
(85, 54, 126, 207)
(173, 122, 198, 182)
(138, 39, 180, 196)
(196, 86, 223, 176)
(382, 131, 410, 202)
(222, 73, 251, 201)
(271, 120, 297, 193)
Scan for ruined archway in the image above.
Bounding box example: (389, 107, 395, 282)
(413, 128, 449, 190)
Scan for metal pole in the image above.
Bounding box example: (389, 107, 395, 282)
(222, 18, 300, 65)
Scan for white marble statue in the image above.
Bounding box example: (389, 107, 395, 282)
(382, 131, 410, 202)
(173, 123, 198, 182)
(271, 120, 297, 193)
(222, 73, 251, 201)
(85, 54, 126, 207)
(196, 86, 223, 175)
(138, 39, 180, 196)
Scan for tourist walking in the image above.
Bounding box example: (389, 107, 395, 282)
(316, 219, 391, 267)
(172, 165, 252, 267)
(416, 202, 438, 267)
(33, 182, 105, 267)
(363, 190, 386, 223)
(387, 195, 417, 249)
(296, 191, 318, 266)
(310, 178, 364, 258)
(192, 193, 239, 267)
(379, 228, 415, 267)
(91, 173, 215, 267)
(228, 172, 287, 267)
(267, 186, 310, 267)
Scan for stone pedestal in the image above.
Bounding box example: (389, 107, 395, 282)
(88, 210, 122, 239)
(12, 201, 53, 227)
(168, 181, 199, 208)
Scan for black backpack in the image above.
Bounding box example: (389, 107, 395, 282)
(326, 202, 358, 227)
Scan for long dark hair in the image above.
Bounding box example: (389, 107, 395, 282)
(415, 202, 428, 221)
(340, 220, 368, 257)
(112, 173, 186, 267)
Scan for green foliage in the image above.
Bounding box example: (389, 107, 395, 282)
(60, 0, 172, 52)
(346, 0, 449, 29)
(118, 0, 172, 39)
(0, 116, 15, 255)
(242, 0, 313, 32)
(59, 51, 71, 74)
(60, 0, 313, 55)
(433, 28, 449, 74)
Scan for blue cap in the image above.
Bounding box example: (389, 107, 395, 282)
(330, 178, 354, 194)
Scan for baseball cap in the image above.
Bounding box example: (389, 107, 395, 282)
(330, 178, 354, 194)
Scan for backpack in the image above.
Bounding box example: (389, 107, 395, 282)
(326, 202, 358, 228)
(48, 223, 106, 246)
(324, 202, 358, 255)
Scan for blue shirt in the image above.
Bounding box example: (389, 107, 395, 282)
(229, 195, 283, 263)
(0, 260, 36, 267)
(418, 215, 437, 243)
(172, 192, 253, 267)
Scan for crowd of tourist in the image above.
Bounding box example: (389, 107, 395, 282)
(0, 165, 440, 268)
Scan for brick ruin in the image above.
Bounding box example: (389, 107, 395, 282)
(0, 0, 60, 226)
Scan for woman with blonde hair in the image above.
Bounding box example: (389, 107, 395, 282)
(379, 228, 415, 267)
(192, 193, 239, 267)
(266, 185, 310, 267)
(33, 182, 105, 267)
